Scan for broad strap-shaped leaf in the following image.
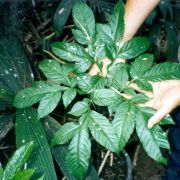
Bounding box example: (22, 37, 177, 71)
(69, 98, 90, 117)
(13, 169, 35, 180)
(112, 102, 135, 152)
(13, 81, 63, 108)
(52, 122, 80, 145)
(0, 164, 3, 180)
(130, 53, 154, 79)
(16, 108, 57, 179)
(66, 128, 91, 180)
(108, 63, 129, 90)
(95, 23, 114, 45)
(135, 108, 167, 164)
(51, 42, 93, 66)
(72, 2, 95, 44)
(38, 91, 61, 118)
(2, 142, 33, 180)
(88, 110, 118, 153)
(141, 62, 180, 81)
(91, 89, 119, 106)
(109, 0, 125, 42)
(118, 37, 150, 59)
(62, 88, 77, 108)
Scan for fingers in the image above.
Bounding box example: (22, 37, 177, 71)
(89, 64, 99, 76)
(147, 106, 171, 129)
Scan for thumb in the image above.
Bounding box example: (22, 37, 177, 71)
(147, 107, 169, 129)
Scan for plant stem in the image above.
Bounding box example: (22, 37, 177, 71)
(111, 87, 132, 99)
(43, 50, 66, 64)
(98, 150, 111, 176)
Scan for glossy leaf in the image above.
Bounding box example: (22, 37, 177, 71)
(2, 142, 33, 180)
(72, 29, 89, 45)
(51, 42, 93, 72)
(142, 62, 180, 81)
(72, 2, 95, 44)
(95, 23, 113, 45)
(109, 0, 125, 42)
(131, 94, 149, 104)
(69, 98, 90, 117)
(13, 169, 35, 180)
(135, 79, 153, 91)
(62, 88, 77, 108)
(38, 60, 64, 83)
(108, 63, 129, 90)
(38, 91, 61, 118)
(91, 89, 119, 106)
(130, 53, 154, 79)
(16, 108, 57, 179)
(112, 102, 135, 152)
(66, 129, 91, 180)
(135, 108, 167, 164)
(52, 122, 79, 145)
(88, 110, 118, 153)
(107, 98, 123, 116)
(118, 37, 150, 59)
(14, 81, 62, 108)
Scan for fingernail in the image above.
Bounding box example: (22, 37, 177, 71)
(148, 123, 153, 129)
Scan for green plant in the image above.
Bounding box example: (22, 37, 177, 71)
(13, 1, 179, 179)
(0, 142, 35, 180)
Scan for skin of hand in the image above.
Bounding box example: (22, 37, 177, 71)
(130, 81, 180, 128)
(88, 0, 180, 128)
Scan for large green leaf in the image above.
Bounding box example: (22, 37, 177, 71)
(38, 91, 62, 119)
(91, 89, 119, 106)
(69, 98, 90, 116)
(13, 81, 63, 108)
(72, 2, 95, 44)
(77, 75, 107, 93)
(107, 98, 123, 116)
(43, 116, 99, 180)
(112, 102, 135, 152)
(130, 53, 154, 79)
(52, 122, 79, 145)
(72, 29, 89, 45)
(53, 0, 77, 35)
(62, 88, 77, 108)
(16, 108, 57, 179)
(141, 62, 180, 81)
(109, 0, 124, 42)
(108, 63, 129, 90)
(38, 60, 64, 83)
(118, 37, 150, 59)
(52, 42, 93, 62)
(135, 108, 167, 164)
(66, 128, 91, 180)
(2, 142, 33, 180)
(51, 42, 93, 72)
(95, 23, 114, 45)
(88, 110, 118, 153)
(13, 169, 35, 180)
(140, 107, 175, 125)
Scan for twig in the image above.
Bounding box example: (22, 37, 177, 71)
(133, 145, 140, 168)
(43, 50, 66, 64)
(45, 32, 55, 40)
(98, 150, 110, 176)
(110, 152, 114, 167)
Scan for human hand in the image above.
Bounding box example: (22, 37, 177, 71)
(130, 80, 180, 128)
